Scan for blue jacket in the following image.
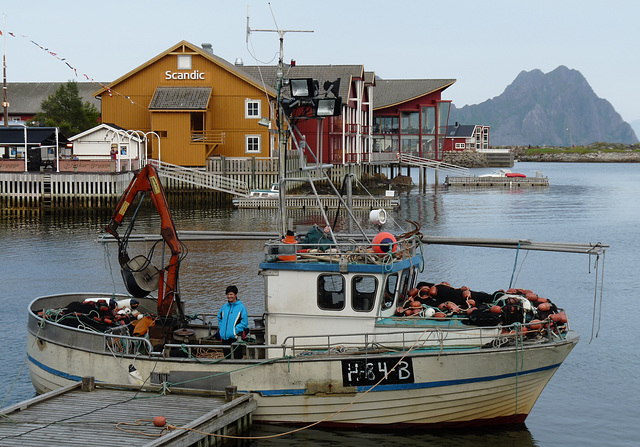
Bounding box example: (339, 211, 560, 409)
(217, 299, 248, 341)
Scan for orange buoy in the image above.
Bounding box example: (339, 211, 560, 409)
(408, 287, 419, 297)
(441, 281, 450, 287)
(372, 232, 397, 254)
(153, 416, 167, 427)
(529, 319, 543, 330)
(410, 300, 422, 308)
(538, 302, 551, 312)
(550, 313, 568, 324)
(462, 290, 471, 299)
(506, 288, 517, 294)
(537, 297, 548, 303)
(405, 309, 414, 316)
(466, 307, 477, 315)
(461, 286, 470, 291)
(525, 292, 538, 302)
(418, 286, 430, 298)
(466, 299, 476, 307)
(434, 312, 446, 320)
(438, 302, 448, 311)
(490, 305, 502, 314)
(429, 286, 438, 296)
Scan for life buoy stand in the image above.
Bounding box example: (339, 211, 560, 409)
(278, 230, 297, 261)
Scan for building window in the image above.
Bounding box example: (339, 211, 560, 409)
(455, 142, 466, 149)
(245, 99, 261, 119)
(246, 135, 261, 153)
(177, 55, 192, 70)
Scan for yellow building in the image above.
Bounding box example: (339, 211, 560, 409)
(94, 41, 276, 167)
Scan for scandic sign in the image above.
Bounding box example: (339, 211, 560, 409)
(165, 70, 205, 80)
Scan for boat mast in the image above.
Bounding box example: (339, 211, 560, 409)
(2, 14, 8, 127)
(246, 5, 312, 236)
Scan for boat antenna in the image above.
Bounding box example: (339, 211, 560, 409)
(246, 3, 313, 235)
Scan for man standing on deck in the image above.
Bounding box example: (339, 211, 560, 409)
(216, 285, 249, 359)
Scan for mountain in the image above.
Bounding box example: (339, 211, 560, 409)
(630, 120, 640, 141)
(449, 66, 638, 146)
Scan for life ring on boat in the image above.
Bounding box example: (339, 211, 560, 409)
(372, 232, 397, 254)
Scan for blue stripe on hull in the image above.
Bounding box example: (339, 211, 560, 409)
(250, 362, 561, 396)
(28, 355, 86, 383)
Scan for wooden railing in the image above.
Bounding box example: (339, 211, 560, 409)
(190, 130, 225, 144)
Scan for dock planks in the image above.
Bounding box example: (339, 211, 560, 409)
(0, 382, 256, 447)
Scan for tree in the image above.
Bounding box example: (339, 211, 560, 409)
(28, 81, 100, 135)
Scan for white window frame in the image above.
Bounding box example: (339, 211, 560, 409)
(245, 99, 261, 119)
(177, 55, 192, 70)
(245, 135, 261, 153)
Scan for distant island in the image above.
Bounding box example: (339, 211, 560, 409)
(515, 143, 640, 162)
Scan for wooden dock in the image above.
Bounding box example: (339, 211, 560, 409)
(0, 380, 256, 447)
(445, 175, 549, 187)
(233, 194, 399, 210)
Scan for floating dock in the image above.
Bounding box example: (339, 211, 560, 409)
(445, 175, 549, 188)
(233, 194, 399, 210)
(0, 379, 256, 447)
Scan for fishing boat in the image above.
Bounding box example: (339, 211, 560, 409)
(26, 67, 607, 429)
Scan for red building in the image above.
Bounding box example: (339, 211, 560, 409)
(443, 123, 490, 152)
(372, 79, 455, 162)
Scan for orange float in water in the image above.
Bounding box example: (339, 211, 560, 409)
(372, 232, 397, 254)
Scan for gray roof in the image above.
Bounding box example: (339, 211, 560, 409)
(373, 79, 456, 109)
(445, 124, 477, 138)
(148, 87, 212, 110)
(0, 126, 69, 144)
(238, 65, 366, 100)
(6, 82, 102, 114)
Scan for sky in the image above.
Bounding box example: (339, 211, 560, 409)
(2, 0, 639, 123)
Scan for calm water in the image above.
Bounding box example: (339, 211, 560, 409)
(1, 162, 638, 446)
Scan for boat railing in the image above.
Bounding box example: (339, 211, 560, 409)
(263, 235, 421, 265)
(279, 319, 565, 357)
(104, 326, 155, 355)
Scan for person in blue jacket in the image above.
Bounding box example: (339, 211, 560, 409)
(217, 285, 249, 358)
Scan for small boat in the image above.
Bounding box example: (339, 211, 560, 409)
(248, 182, 279, 198)
(26, 70, 606, 430)
(479, 169, 526, 178)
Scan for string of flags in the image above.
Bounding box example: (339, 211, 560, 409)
(1, 28, 140, 107)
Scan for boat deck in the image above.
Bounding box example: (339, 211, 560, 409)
(0, 380, 256, 447)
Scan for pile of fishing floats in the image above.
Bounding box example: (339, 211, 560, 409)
(395, 282, 569, 334)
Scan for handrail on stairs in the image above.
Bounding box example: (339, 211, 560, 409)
(397, 153, 470, 176)
(148, 159, 250, 197)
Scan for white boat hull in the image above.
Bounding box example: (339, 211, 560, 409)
(27, 299, 577, 428)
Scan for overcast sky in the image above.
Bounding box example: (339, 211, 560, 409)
(2, 0, 638, 123)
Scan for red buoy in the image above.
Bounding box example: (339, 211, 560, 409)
(490, 305, 502, 314)
(538, 302, 551, 312)
(529, 319, 543, 330)
(372, 232, 397, 254)
(153, 416, 167, 427)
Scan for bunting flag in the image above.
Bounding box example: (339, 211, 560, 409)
(3, 28, 138, 106)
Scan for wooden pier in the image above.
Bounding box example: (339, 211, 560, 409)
(233, 195, 399, 210)
(0, 380, 256, 447)
(445, 175, 549, 188)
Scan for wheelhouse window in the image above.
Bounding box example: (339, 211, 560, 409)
(318, 274, 345, 310)
(382, 273, 398, 311)
(396, 269, 412, 307)
(245, 135, 261, 153)
(352, 275, 378, 312)
(245, 99, 261, 119)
